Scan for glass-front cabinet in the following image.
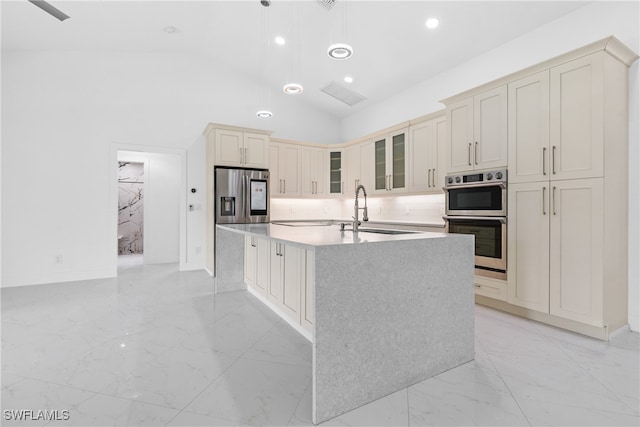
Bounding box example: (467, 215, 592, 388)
(329, 150, 343, 195)
(373, 128, 408, 193)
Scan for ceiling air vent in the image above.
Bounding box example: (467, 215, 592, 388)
(316, 0, 336, 11)
(321, 81, 366, 107)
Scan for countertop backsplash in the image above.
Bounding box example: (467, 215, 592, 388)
(271, 194, 445, 226)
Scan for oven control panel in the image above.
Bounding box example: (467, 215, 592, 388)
(445, 169, 507, 187)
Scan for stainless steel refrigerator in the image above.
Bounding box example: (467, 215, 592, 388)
(215, 167, 270, 224)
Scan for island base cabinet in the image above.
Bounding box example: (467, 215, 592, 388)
(268, 242, 304, 325)
(244, 236, 269, 297)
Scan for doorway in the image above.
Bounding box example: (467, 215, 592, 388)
(115, 148, 184, 272)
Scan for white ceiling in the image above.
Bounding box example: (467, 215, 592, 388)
(2, 0, 590, 119)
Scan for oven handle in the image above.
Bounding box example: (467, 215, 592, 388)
(442, 182, 506, 191)
(443, 215, 507, 224)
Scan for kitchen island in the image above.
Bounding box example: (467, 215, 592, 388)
(215, 223, 475, 424)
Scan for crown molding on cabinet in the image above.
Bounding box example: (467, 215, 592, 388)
(440, 35, 639, 105)
(203, 122, 274, 137)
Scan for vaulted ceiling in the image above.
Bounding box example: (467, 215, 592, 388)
(2, 1, 589, 119)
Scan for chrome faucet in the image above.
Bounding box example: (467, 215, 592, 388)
(353, 184, 369, 232)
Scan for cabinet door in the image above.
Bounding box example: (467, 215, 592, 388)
(243, 132, 269, 169)
(244, 236, 257, 289)
(279, 144, 300, 196)
(359, 140, 375, 192)
(550, 54, 604, 180)
(474, 85, 508, 170)
(329, 150, 343, 195)
(214, 129, 243, 166)
(270, 144, 281, 196)
(254, 237, 269, 297)
(508, 71, 550, 183)
(549, 178, 604, 326)
(301, 250, 314, 333)
(268, 241, 283, 309)
(446, 97, 474, 173)
(507, 182, 550, 313)
(280, 244, 303, 323)
(408, 118, 443, 193)
(344, 144, 361, 196)
(300, 147, 315, 196)
(373, 136, 387, 192)
(313, 148, 327, 196)
(434, 116, 447, 190)
(389, 128, 408, 191)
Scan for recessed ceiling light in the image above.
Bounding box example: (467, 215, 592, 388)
(164, 26, 177, 34)
(425, 18, 439, 29)
(328, 43, 354, 60)
(256, 110, 273, 118)
(344, 76, 354, 84)
(283, 83, 303, 95)
(275, 36, 286, 46)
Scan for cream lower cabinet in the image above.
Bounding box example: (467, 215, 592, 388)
(244, 236, 269, 298)
(508, 179, 605, 326)
(268, 241, 305, 324)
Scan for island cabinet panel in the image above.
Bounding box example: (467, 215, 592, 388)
(408, 115, 445, 193)
(244, 236, 269, 297)
(244, 236, 257, 288)
(268, 241, 304, 324)
(446, 86, 507, 173)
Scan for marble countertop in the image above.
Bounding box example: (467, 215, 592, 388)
(217, 223, 448, 248)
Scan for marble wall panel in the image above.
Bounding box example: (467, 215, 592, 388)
(118, 162, 144, 255)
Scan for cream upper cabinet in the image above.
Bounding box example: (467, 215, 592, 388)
(270, 142, 300, 197)
(508, 71, 550, 183)
(446, 86, 507, 173)
(344, 144, 361, 196)
(329, 150, 344, 196)
(300, 147, 327, 197)
(549, 178, 604, 326)
(549, 54, 604, 180)
(507, 182, 550, 313)
(359, 140, 375, 192)
(213, 128, 269, 169)
(372, 128, 408, 194)
(408, 115, 446, 193)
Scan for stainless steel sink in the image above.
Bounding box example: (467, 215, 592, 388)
(271, 221, 333, 227)
(355, 228, 415, 235)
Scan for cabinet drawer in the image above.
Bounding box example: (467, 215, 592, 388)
(474, 275, 507, 301)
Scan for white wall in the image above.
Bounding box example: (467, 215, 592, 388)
(341, 1, 640, 331)
(1, 50, 340, 287)
(184, 135, 206, 271)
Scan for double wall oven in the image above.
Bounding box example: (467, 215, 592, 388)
(443, 169, 507, 280)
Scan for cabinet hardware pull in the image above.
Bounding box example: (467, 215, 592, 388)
(284, 180, 286, 194)
(542, 147, 547, 176)
(552, 186, 557, 215)
(341, 181, 344, 194)
(552, 146, 557, 175)
(542, 187, 546, 215)
(427, 169, 431, 187)
(474, 141, 478, 165)
(432, 169, 436, 187)
(468, 143, 472, 166)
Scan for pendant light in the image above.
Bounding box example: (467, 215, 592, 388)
(256, 4, 273, 118)
(327, 1, 353, 60)
(283, 1, 303, 95)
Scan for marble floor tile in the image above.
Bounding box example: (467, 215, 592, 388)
(2, 262, 639, 427)
(408, 359, 529, 426)
(1, 378, 95, 426)
(48, 393, 179, 426)
(184, 357, 310, 426)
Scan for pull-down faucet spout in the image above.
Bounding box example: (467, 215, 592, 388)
(353, 184, 369, 232)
